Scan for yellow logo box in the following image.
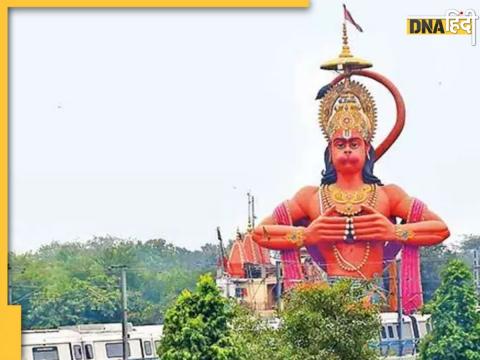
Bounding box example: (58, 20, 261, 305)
(406, 18, 472, 35)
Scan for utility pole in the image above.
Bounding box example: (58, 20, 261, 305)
(8, 264, 12, 304)
(110, 265, 129, 360)
(396, 258, 403, 356)
(121, 267, 128, 360)
(275, 260, 282, 309)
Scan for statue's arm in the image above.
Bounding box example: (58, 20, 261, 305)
(252, 186, 345, 249)
(385, 184, 450, 246)
(251, 186, 312, 250)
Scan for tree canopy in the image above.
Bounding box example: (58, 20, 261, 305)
(420, 260, 480, 360)
(420, 244, 458, 302)
(10, 236, 217, 329)
(232, 280, 381, 360)
(158, 274, 240, 360)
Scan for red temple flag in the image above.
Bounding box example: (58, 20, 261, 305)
(343, 4, 364, 32)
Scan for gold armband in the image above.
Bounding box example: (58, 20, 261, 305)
(285, 228, 305, 248)
(395, 225, 414, 242)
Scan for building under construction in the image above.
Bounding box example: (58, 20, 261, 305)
(215, 194, 326, 316)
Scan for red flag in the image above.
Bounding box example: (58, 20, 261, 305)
(343, 4, 363, 32)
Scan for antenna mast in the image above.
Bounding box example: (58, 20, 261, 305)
(216, 227, 226, 275)
(247, 192, 253, 231)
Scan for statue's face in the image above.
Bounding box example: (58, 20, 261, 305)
(330, 129, 369, 175)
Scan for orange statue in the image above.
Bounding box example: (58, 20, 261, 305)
(252, 131, 449, 278)
(251, 23, 449, 313)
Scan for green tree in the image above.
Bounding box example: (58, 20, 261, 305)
(9, 236, 217, 329)
(419, 260, 480, 360)
(421, 244, 458, 302)
(231, 281, 381, 360)
(459, 235, 480, 278)
(26, 276, 119, 328)
(279, 281, 381, 360)
(459, 234, 480, 253)
(158, 274, 240, 360)
(230, 305, 285, 360)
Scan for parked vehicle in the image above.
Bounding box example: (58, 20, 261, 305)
(22, 323, 163, 360)
(376, 312, 432, 357)
(22, 313, 430, 359)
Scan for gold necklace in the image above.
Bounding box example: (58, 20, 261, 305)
(320, 183, 375, 271)
(332, 242, 371, 272)
(323, 184, 377, 216)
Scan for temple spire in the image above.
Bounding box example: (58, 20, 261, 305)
(320, 20, 372, 71)
(339, 22, 353, 59)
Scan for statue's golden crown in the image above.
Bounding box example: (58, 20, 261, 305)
(318, 80, 377, 142)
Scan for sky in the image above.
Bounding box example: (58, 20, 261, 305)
(9, 0, 480, 253)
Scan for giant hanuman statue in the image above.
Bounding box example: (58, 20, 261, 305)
(251, 19, 449, 314)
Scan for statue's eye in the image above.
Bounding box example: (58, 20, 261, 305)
(350, 141, 360, 149)
(335, 142, 346, 149)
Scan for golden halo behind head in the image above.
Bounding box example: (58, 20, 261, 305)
(318, 80, 377, 142)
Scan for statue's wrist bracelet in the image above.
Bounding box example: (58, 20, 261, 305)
(395, 225, 414, 242)
(285, 228, 306, 248)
